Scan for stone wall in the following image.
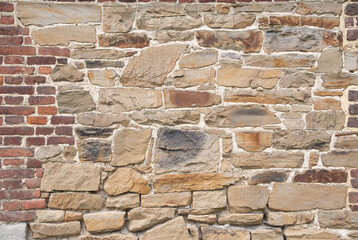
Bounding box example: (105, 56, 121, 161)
(1, 0, 358, 239)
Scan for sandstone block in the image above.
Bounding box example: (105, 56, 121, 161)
(57, 90, 95, 114)
(251, 229, 283, 240)
(99, 33, 150, 48)
(322, 72, 358, 89)
(48, 193, 103, 210)
(128, 207, 175, 232)
(130, 110, 200, 126)
(137, 16, 201, 31)
(318, 210, 358, 229)
(140, 217, 190, 240)
(284, 227, 341, 240)
(141, 192, 191, 208)
(236, 132, 272, 152)
(335, 135, 358, 149)
(279, 71, 315, 88)
(103, 7, 135, 33)
(164, 90, 221, 108)
(51, 64, 84, 82)
(65, 212, 82, 222)
(249, 171, 289, 185)
(244, 54, 316, 68)
(272, 131, 331, 151)
(75, 127, 114, 139)
(267, 212, 315, 226)
(322, 151, 358, 168)
(155, 31, 194, 43)
(317, 48, 342, 73)
(78, 234, 137, 240)
(71, 49, 125, 59)
(36, 210, 65, 223)
(88, 70, 116, 87)
(204, 14, 255, 29)
(83, 212, 125, 233)
(30, 222, 80, 239)
(192, 190, 226, 214)
(218, 213, 263, 226)
(306, 111, 345, 130)
(201, 226, 250, 240)
(77, 112, 129, 127)
(187, 215, 216, 224)
(139, 4, 185, 17)
(293, 170, 347, 183)
(106, 193, 140, 210)
(217, 67, 260, 88)
(228, 185, 269, 213)
(179, 50, 218, 69)
(314, 98, 341, 111)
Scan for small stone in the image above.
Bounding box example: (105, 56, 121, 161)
(218, 213, 263, 226)
(267, 212, 315, 226)
(104, 168, 151, 195)
(130, 110, 200, 126)
(204, 14, 255, 29)
(41, 162, 101, 192)
(57, 90, 95, 114)
(205, 105, 280, 128)
(179, 50, 218, 69)
(273, 131, 331, 151)
(153, 172, 235, 193)
(36, 210, 65, 223)
(50, 64, 84, 82)
(36, 146, 61, 160)
(140, 217, 191, 240)
(141, 192, 191, 208)
(106, 193, 140, 210)
(284, 227, 341, 240)
(48, 193, 103, 210)
(103, 7, 135, 33)
(88, 70, 116, 87)
(293, 170, 347, 183)
(78, 140, 111, 162)
(71, 49, 125, 59)
(306, 111, 345, 130)
(86, 60, 124, 69)
(279, 71, 316, 88)
(322, 151, 358, 168)
(234, 3, 296, 13)
(228, 185, 269, 213)
(30, 222, 80, 239)
(192, 190, 226, 214)
(128, 207, 175, 232)
(137, 16, 201, 31)
(201, 226, 250, 240)
(187, 215, 216, 224)
(32, 26, 96, 46)
(99, 33, 150, 48)
(99, 88, 162, 113)
(155, 31, 194, 43)
(244, 54, 316, 68)
(164, 90, 221, 108)
(64, 212, 82, 222)
(314, 98, 341, 111)
(0, 223, 27, 240)
(236, 132, 272, 152)
(317, 48, 342, 73)
(269, 183, 347, 211)
(249, 171, 289, 185)
(77, 112, 129, 127)
(83, 212, 125, 234)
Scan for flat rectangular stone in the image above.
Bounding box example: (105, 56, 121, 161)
(0, 223, 26, 240)
(141, 192, 191, 207)
(322, 151, 358, 168)
(48, 193, 103, 210)
(30, 222, 80, 239)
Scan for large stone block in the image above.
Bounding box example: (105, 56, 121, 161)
(48, 193, 103, 210)
(141, 192, 191, 208)
(201, 226, 250, 240)
(318, 210, 358, 229)
(192, 190, 226, 214)
(244, 54, 316, 68)
(83, 212, 125, 233)
(106, 193, 140, 210)
(128, 207, 175, 232)
(103, 7, 135, 33)
(57, 90, 95, 114)
(140, 217, 190, 240)
(0, 223, 26, 240)
(228, 185, 269, 213)
(322, 151, 358, 168)
(272, 131, 331, 151)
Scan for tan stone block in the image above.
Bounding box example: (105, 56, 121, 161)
(137, 16, 201, 31)
(140, 217, 190, 240)
(30, 222, 80, 239)
(204, 14, 255, 29)
(77, 112, 129, 127)
(50, 64, 84, 82)
(141, 192, 191, 208)
(174, 68, 214, 88)
(78, 234, 137, 240)
(273, 131, 331, 151)
(218, 213, 263, 225)
(251, 229, 283, 240)
(192, 190, 226, 214)
(319, 210, 358, 229)
(217, 66, 259, 88)
(130, 110, 200, 126)
(36, 210, 65, 223)
(128, 207, 175, 232)
(84, 212, 125, 233)
(106, 193, 140, 210)
(314, 98, 341, 111)
(179, 50, 218, 69)
(306, 111, 345, 130)
(187, 214, 216, 224)
(284, 227, 341, 240)
(64, 212, 82, 222)
(164, 89, 221, 108)
(103, 7, 135, 33)
(228, 185, 269, 213)
(322, 151, 358, 168)
(267, 212, 315, 226)
(88, 70, 116, 87)
(236, 132, 272, 152)
(335, 135, 358, 149)
(244, 54, 316, 68)
(201, 226, 250, 240)
(71, 49, 125, 59)
(48, 193, 103, 210)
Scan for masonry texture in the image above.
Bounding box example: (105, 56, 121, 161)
(0, 0, 358, 239)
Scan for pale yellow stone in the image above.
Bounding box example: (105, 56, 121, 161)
(284, 227, 341, 240)
(228, 185, 269, 213)
(179, 50, 218, 69)
(128, 207, 175, 232)
(48, 193, 103, 210)
(141, 192, 191, 208)
(106, 193, 140, 210)
(267, 212, 315, 226)
(192, 190, 226, 214)
(36, 210, 64, 223)
(30, 222, 81, 239)
(140, 217, 191, 240)
(218, 213, 263, 225)
(64, 212, 82, 222)
(217, 67, 259, 87)
(187, 214, 216, 224)
(201, 226, 250, 240)
(83, 212, 125, 233)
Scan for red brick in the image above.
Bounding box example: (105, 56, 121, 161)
(0, 169, 35, 179)
(0, 86, 34, 94)
(4, 56, 24, 64)
(36, 169, 43, 178)
(0, 107, 35, 115)
(4, 116, 24, 125)
(2, 201, 21, 211)
(26, 137, 45, 146)
(0, 211, 35, 222)
(0, 36, 23, 45)
(350, 192, 358, 203)
(0, 15, 14, 25)
(51, 116, 75, 124)
(0, 66, 35, 74)
(55, 126, 73, 136)
(0, 3, 14, 12)
(4, 137, 22, 146)
(7, 189, 35, 200)
(38, 106, 57, 115)
(0, 27, 29, 36)
(22, 199, 46, 210)
(26, 159, 42, 168)
(47, 136, 75, 145)
(0, 46, 34, 55)
(352, 169, 358, 178)
(352, 179, 358, 188)
(24, 76, 46, 85)
(0, 127, 34, 135)
(27, 56, 56, 65)
(0, 148, 34, 157)
(4, 76, 23, 85)
(3, 158, 24, 167)
(36, 127, 54, 135)
(28, 96, 55, 105)
(37, 86, 56, 95)
(2, 179, 22, 189)
(4, 96, 23, 105)
(27, 116, 47, 125)
(38, 66, 52, 74)
(24, 178, 41, 189)
(38, 47, 70, 57)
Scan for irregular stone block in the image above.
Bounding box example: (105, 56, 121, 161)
(78, 234, 137, 240)
(130, 110, 200, 126)
(36, 210, 65, 223)
(88, 70, 116, 87)
(187, 215, 216, 224)
(201, 226, 250, 240)
(140, 217, 190, 240)
(99, 33, 150, 48)
(293, 170, 347, 183)
(103, 7, 135, 33)
(174, 68, 214, 88)
(319, 210, 358, 229)
(218, 213, 263, 226)
(228, 185, 269, 213)
(48, 193, 103, 210)
(141, 192, 191, 208)
(137, 16, 201, 30)
(50, 64, 84, 82)
(306, 111, 345, 130)
(77, 112, 129, 127)
(322, 151, 358, 168)
(83, 212, 125, 233)
(279, 71, 315, 88)
(284, 227, 341, 240)
(317, 48, 342, 73)
(204, 14, 255, 29)
(57, 90, 95, 114)
(234, 3, 296, 13)
(128, 207, 175, 232)
(251, 229, 283, 240)
(164, 89, 221, 108)
(78, 140, 111, 162)
(335, 135, 358, 149)
(41, 162, 101, 192)
(192, 190, 226, 214)
(236, 132, 272, 152)
(297, 2, 341, 15)
(272, 131, 331, 151)
(106, 193, 140, 210)
(75, 127, 113, 139)
(244, 54, 316, 68)
(267, 212, 315, 226)
(155, 31, 194, 43)
(249, 171, 289, 185)
(71, 49, 125, 59)
(0, 223, 26, 240)
(179, 50, 217, 69)
(30, 222, 80, 239)
(321, 72, 358, 89)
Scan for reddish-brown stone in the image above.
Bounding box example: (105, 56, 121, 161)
(293, 169, 347, 183)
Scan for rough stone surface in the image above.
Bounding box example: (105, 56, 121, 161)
(30, 222, 81, 239)
(106, 193, 140, 210)
(141, 192, 191, 208)
(236, 132, 272, 152)
(284, 227, 341, 240)
(0, 223, 27, 240)
(83, 212, 125, 233)
(244, 54, 316, 68)
(137, 16, 201, 31)
(192, 190, 226, 214)
(140, 217, 191, 240)
(204, 14, 256, 29)
(103, 7, 135, 33)
(293, 170, 347, 183)
(272, 131, 331, 151)
(130, 110, 200, 126)
(51, 64, 84, 82)
(317, 48, 342, 73)
(179, 50, 218, 69)
(36, 210, 65, 223)
(57, 90, 95, 114)
(88, 70, 116, 87)
(279, 71, 316, 88)
(78, 140, 111, 162)
(322, 151, 358, 168)
(201, 226, 250, 240)
(267, 212, 315, 226)
(318, 210, 358, 229)
(128, 207, 175, 232)
(228, 185, 269, 213)
(99, 33, 150, 48)
(48, 193, 103, 210)
(164, 90, 221, 108)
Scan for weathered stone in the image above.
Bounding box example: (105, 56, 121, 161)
(204, 14, 255, 29)
(153, 173, 235, 193)
(104, 168, 151, 195)
(128, 207, 175, 232)
(297, 2, 341, 15)
(322, 151, 358, 168)
(121, 45, 187, 88)
(77, 112, 129, 127)
(217, 67, 259, 88)
(249, 171, 289, 185)
(48, 193, 103, 210)
(103, 7, 135, 33)
(41, 162, 101, 192)
(251, 229, 283, 240)
(197, 30, 263, 53)
(84, 212, 125, 233)
(201, 226, 250, 240)
(0, 223, 26, 240)
(139, 4, 185, 17)
(335, 135, 358, 149)
(185, 4, 215, 16)
(99, 88, 162, 113)
(267, 212, 315, 226)
(279, 71, 316, 88)
(36, 146, 61, 160)
(252, 70, 282, 89)
(284, 227, 341, 240)
(179, 50, 217, 69)
(318, 210, 358, 229)
(75, 127, 113, 139)
(137, 16, 201, 31)
(187, 215, 216, 224)
(314, 98, 341, 111)
(164, 90, 220, 108)
(192, 190, 226, 214)
(225, 152, 304, 169)
(130, 110, 200, 126)
(36, 210, 65, 223)
(64, 212, 82, 222)
(88, 70, 116, 87)
(78, 234, 137, 240)
(99, 33, 150, 48)
(142, 192, 191, 208)
(78, 140, 111, 162)
(51, 64, 84, 82)
(244, 54, 316, 68)
(234, 3, 296, 13)
(236, 132, 272, 152)
(317, 48, 342, 73)
(155, 31, 194, 43)
(205, 105, 280, 128)
(106, 193, 140, 210)
(218, 213, 263, 226)
(306, 111, 345, 130)
(112, 128, 151, 167)
(17, 3, 101, 26)
(322, 72, 358, 89)
(57, 90, 95, 114)
(264, 27, 334, 53)
(140, 217, 190, 240)
(269, 183, 347, 211)
(30, 222, 80, 239)
(71, 49, 125, 59)
(32, 26, 96, 46)
(86, 60, 125, 69)
(228, 185, 269, 213)
(293, 170, 347, 183)
(273, 131, 331, 151)
(154, 128, 219, 174)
